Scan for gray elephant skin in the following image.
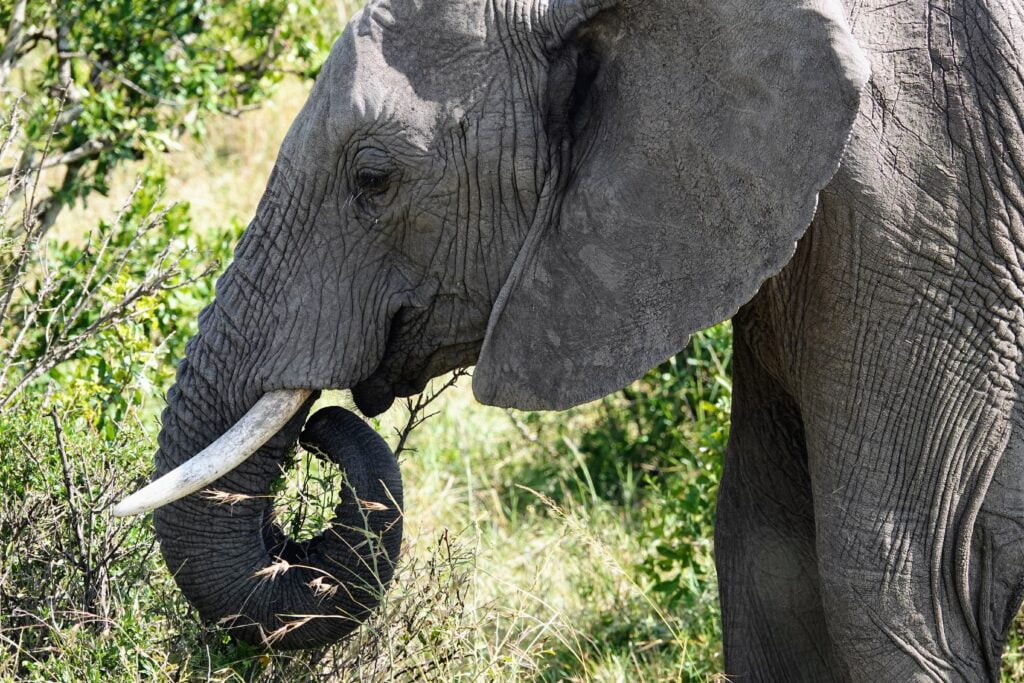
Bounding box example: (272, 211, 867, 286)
(145, 0, 1024, 678)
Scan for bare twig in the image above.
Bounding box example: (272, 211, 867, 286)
(0, 95, 63, 343)
(0, 251, 212, 410)
(393, 369, 469, 458)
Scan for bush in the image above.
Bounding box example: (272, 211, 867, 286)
(622, 327, 730, 611)
(0, 0, 339, 415)
(0, 401, 480, 681)
(591, 326, 730, 674)
(581, 325, 731, 505)
(0, 168, 242, 428)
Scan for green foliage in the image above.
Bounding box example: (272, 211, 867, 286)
(582, 324, 731, 505)
(0, 408, 155, 668)
(0, 2, 1020, 677)
(0, 170, 242, 427)
(0, 3, 725, 674)
(576, 326, 731, 675)
(1, 0, 335, 217)
(0, 7, 343, 673)
(0, 0, 335, 417)
(626, 326, 730, 613)
(0, 401, 480, 682)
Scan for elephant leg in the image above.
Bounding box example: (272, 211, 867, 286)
(804, 394, 1024, 682)
(715, 308, 846, 681)
(725, 303, 1024, 681)
(787, 253, 1024, 682)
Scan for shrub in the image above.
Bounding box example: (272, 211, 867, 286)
(0, 166, 242, 427)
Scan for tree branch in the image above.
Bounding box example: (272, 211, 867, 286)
(0, 138, 111, 178)
(0, 0, 28, 90)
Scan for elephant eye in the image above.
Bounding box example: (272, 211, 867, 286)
(350, 147, 396, 215)
(354, 167, 391, 196)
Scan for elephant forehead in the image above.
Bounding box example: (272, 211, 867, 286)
(312, 17, 441, 151)
(373, 0, 508, 104)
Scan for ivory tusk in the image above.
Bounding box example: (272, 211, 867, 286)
(112, 389, 313, 517)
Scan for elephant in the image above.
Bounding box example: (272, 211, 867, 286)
(111, 0, 1024, 678)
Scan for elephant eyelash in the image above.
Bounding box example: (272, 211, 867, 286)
(354, 167, 391, 194)
(348, 166, 394, 216)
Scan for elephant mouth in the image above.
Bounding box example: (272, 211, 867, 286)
(352, 337, 484, 417)
(351, 376, 397, 418)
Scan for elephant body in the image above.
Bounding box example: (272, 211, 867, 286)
(134, 0, 1024, 677)
(718, 3, 1024, 679)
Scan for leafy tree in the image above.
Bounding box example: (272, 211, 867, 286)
(0, 0, 335, 235)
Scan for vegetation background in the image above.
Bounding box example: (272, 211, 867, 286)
(0, 1, 1021, 681)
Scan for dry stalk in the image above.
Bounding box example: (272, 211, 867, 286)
(393, 368, 469, 458)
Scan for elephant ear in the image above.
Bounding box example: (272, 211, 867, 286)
(473, 0, 869, 410)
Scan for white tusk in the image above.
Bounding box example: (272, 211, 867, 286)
(112, 389, 313, 517)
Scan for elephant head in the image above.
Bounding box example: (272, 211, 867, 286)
(115, 0, 868, 649)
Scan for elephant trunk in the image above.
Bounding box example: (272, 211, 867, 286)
(150, 318, 403, 649)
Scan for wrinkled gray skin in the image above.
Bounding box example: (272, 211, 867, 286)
(152, 0, 1024, 677)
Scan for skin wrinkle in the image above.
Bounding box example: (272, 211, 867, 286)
(351, 32, 545, 398)
(864, 601, 953, 679)
(945, 0, 1024, 655)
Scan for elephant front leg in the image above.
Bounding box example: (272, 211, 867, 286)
(715, 312, 846, 681)
(801, 349, 1024, 681)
